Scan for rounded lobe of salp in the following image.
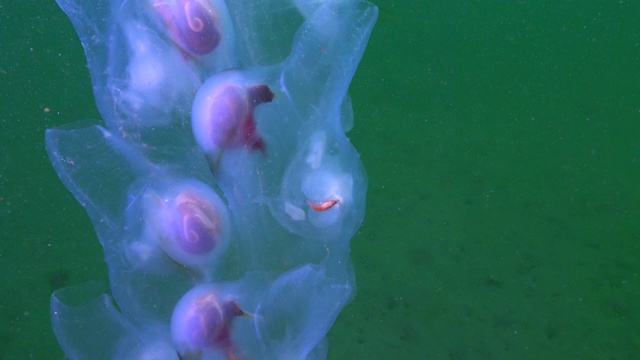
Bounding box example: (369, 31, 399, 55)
(116, 22, 202, 126)
(171, 284, 246, 359)
(192, 71, 274, 161)
(144, 180, 231, 270)
(113, 327, 179, 360)
(274, 131, 359, 239)
(152, 0, 222, 56)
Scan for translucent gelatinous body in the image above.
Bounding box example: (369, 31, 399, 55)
(47, 0, 377, 358)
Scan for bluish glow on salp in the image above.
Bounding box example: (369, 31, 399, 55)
(47, 0, 377, 358)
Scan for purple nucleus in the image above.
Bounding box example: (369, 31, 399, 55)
(171, 285, 246, 358)
(192, 72, 275, 157)
(203, 83, 273, 153)
(174, 190, 220, 255)
(153, 0, 222, 56)
(143, 180, 231, 271)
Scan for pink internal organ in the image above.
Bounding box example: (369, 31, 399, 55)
(173, 292, 245, 358)
(153, 0, 221, 56)
(174, 190, 221, 254)
(206, 84, 274, 154)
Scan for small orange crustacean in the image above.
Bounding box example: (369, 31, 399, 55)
(307, 199, 340, 212)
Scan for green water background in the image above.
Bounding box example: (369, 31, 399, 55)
(1, 0, 638, 359)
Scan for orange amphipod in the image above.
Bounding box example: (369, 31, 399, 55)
(307, 199, 340, 212)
